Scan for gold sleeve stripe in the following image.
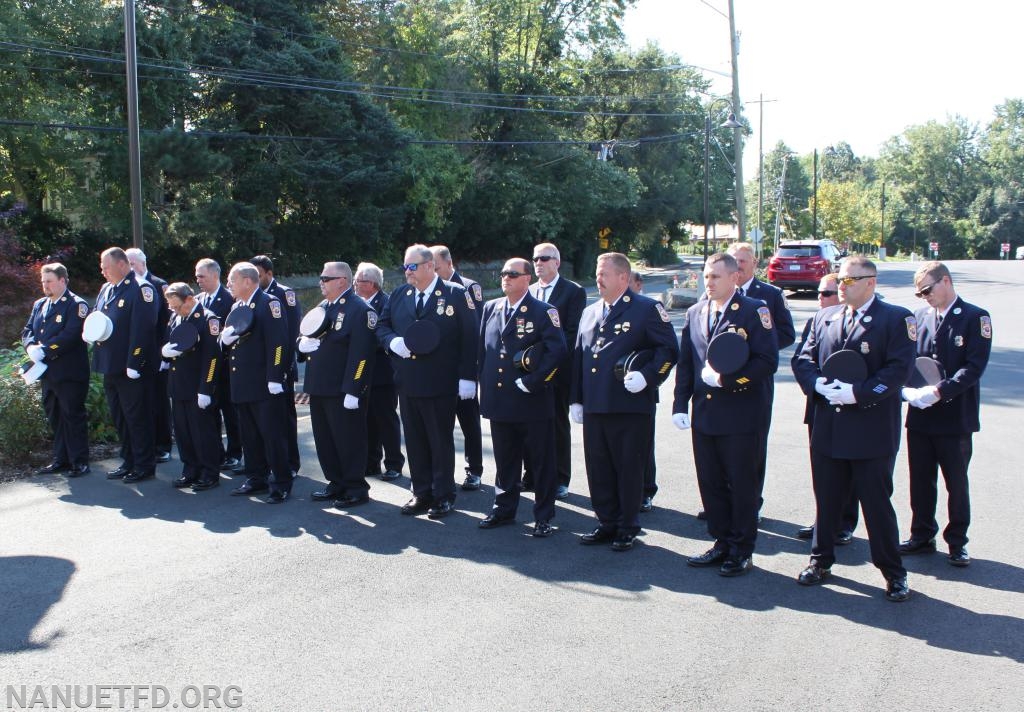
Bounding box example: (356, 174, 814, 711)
(736, 377, 750, 384)
(354, 359, 366, 380)
(206, 358, 217, 383)
(659, 362, 672, 374)
(545, 367, 558, 382)
(274, 345, 282, 366)
(133, 347, 142, 356)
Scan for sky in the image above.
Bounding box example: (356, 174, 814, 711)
(621, 0, 1021, 177)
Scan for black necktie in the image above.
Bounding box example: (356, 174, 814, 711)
(842, 308, 857, 340)
(602, 302, 609, 321)
(416, 291, 426, 317)
(541, 285, 550, 302)
(41, 300, 51, 320)
(710, 309, 720, 335)
(935, 311, 943, 330)
(504, 302, 513, 322)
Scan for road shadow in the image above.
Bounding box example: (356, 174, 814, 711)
(0, 555, 75, 653)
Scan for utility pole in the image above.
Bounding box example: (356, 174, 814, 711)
(123, 0, 144, 250)
(727, 0, 745, 241)
(812, 148, 818, 240)
(749, 95, 776, 260)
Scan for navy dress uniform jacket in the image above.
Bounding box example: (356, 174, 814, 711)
(451, 271, 484, 319)
(532, 277, 586, 386)
(143, 271, 171, 346)
(266, 278, 301, 379)
(745, 278, 796, 350)
(91, 276, 159, 375)
(367, 290, 396, 387)
(570, 290, 679, 414)
(376, 279, 479, 397)
(201, 285, 233, 320)
(673, 292, 780, 434)
(165, 307, 221, 401)
(300, 292, 377, 398)
(225, 290, 290, 403)
(905, 297, 991, 435)
(22, 291, 90, 383)
(793, 300, 917, 459)
(478, 293, 567, 422)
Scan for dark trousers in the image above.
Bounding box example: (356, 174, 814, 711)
(907, 430, 973, 549)
(491, 418, 557, 524)
(806, 428, 859, 533)
(810, 451, 906, 580)
(399, 393, 457, 502)
(310, 395, 370, 496)
(643, 418, 658, 498)
(456, 394, 483, 476)
(525, 379, 572, 488)
(172, 397, 220, 484)
(284, 379, 300, 473)
(41, 378, 89, 466)
(213, 370, 242, 460)
(152, 369, 173, 452)
(582, 413, 651, 536)
(104, 372, 155, 474)
(692, 430, 763, 558)
(366, 384, 404, 475)
(236, 395, 292, 493)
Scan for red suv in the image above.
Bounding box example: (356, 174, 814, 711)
(767, 240, 841, 291)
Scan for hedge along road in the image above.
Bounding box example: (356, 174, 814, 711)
(1, 259, 1021, 711)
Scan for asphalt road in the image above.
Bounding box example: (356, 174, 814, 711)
(2, 259, 1022, 711)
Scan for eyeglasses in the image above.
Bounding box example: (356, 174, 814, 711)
(914, 281, 940, 298)
(354, 279, 372, 285)
(533, 255, 555, 263)
(838, 275, 873, 286)
(403, 262, 427, 272)
(319, 275, 341, 283)
(817, 290, 837, 297)
(500, 270, 528, 279)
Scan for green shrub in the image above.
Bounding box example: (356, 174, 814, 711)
(0, 348, 49, 463)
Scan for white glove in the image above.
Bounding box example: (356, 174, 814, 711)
(161, 342, 182, 359)
(569, 403, 584, 424)
(672, 412, 691, 430)
(267, 381, 284, 395)
(344, 394, 359, 410)
(815, 377, 837, 398)
(197, 393, 212, 409)
(623, 371, 648, 393)
(917, 387, 940, 406)
(701, 363, 722, 388)
(27, 344, 45, 363)
(515, 378, 530, 393)
(826, 380, 856, 405)
(458, 379, 477, 400)
(390, 337, 411, 358)
(901, 387, 919, 402)
(298, 336, 320, 354)
(159, 361, 170, 372)
(220, 325, 239, 346)
(126, 368, 141, 380)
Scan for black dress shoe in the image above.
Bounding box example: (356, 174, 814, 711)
(461, 474, 481, 491)
(796, 524, 814, 539)
(106, 464, 132, 480)
(380, 469, 402, 481)
(687, 547, 728, 567)
(155, 451, 171, 463)
(427, 500, 455, 519)
(948, 548, 970, 567)
(579, 527, 616, 545)
(192, 479, 220, 491)
(479, 514, 515, 529)
(899, 538, 936, 554)
(334, 493, 370, 509)
(521, 481, 534, 492)
(219, 457, 243, 472)
(797, 564, 831, 586)
(36, 461, 71, 475)
(696, 509, 708, 521)
(231, 479, 269, 496)
(123, 470, 155, 484)
(400, 497, 433, 515)
(720, 556, 753, 577)
(265, 490, 291, 504)
(611, 533, 637, 552)
(311, 487, 343, 501)
(640, 496, 654, 513)
(172, 475, 195, 488)
(67, 464, 90, 478)
(532, 522, 557, 538)
(835, 530, 854, 545)
(555, 485, 569, 500)
(885, 577, 910, 602)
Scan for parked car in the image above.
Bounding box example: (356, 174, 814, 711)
(767, 240, 842, 291)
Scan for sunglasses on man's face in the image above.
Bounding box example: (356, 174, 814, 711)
(403, 262, 426, 272)
(319, 275, 341, 283)
(817, 290, 837, 297)
(500, 270, 527, 279)
(838, 275, 873, 286)
(914, 281, 940, 298)
(533, 255, 555, 263)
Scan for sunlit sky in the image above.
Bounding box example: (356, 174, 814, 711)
(622, 0, 1020, 175)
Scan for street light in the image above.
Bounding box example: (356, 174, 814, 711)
(703, 101, 743, 259)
